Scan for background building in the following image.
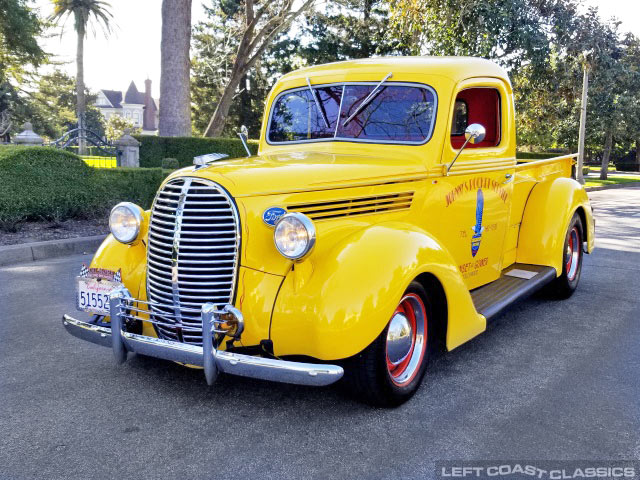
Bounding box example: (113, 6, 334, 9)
(95, 79, 159, 134)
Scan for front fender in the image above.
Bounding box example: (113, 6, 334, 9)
(89, 209, 151, 308)
(517, 178, 594, 274)
(90, 234, 148, 301)
(269, 222, 485, 360)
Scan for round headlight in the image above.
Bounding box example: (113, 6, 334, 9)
(273, 213, 316, 260)
(109, 202, 144, 244)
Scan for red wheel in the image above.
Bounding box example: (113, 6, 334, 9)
(343, 282, 433, 406)
(565, 226, 580, 282)
(385, 293, 427, 387)
(548, 213, 584, 299)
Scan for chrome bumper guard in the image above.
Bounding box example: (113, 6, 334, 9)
(62, 287, 343, 387)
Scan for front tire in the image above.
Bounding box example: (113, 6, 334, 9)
(343, 281, 432, 407)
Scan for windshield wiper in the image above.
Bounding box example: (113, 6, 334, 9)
(342, 72, 393, 127)
(306, 77, 330, 129)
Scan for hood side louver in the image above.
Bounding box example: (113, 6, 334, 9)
(288, 192, 414, 220)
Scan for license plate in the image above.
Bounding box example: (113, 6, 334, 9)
(76, 276, 121, 315)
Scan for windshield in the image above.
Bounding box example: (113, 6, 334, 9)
(267, 83, 437, 145)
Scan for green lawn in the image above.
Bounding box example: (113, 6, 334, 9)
(587, 165, 615, 173)
(585, 175, 640, 187)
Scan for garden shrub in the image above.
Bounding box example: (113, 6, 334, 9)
(0, 146, 167, 231)
(161, 157, 180, 170)
(135, 135, 259, 168)
(93, 168, 166, 210)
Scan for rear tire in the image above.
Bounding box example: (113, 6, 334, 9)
(548, 213, 584, 299)
(343, 281, 433, 407)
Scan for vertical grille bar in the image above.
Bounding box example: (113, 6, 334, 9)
(146, 177, 241, 345)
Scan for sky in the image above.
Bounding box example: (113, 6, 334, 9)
(34, 0, 640, 97)
(35, 0, 210, 97)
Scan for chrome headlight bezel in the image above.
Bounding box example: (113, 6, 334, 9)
(273, 212, 316, 261)
(109, 202, 144, 244)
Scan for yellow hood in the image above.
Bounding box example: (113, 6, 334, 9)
(168, 151, 427, 197)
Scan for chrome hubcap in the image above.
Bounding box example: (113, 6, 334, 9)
(386, 313, 413, 365)
(385, 293, 427, 387)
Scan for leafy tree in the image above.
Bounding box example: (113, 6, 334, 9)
(105, 114, 140, 142)
(0, 0, 46, 76)
(50, 0, 113, 150)
(299, 0, 410, 65)
(388, 0, 580, 71)
(202, 0, 315, 137)
(19, 69, 104, 140)
(159, 0, 192, 137)
(387, 0, 640, 168)
(0, 0, 46, 137)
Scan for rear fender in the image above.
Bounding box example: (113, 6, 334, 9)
(269, 222, 485, 360)
(517, 177, 595, 274)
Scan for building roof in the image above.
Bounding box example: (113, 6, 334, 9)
(124, 81, 145, 105)
(97, 89, 123, 108)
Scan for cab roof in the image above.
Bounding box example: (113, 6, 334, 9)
(278, 56, 510, 85)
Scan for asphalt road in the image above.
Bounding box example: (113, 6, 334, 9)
(1, 187, 639, 480)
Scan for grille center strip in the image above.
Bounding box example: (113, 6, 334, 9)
(171, 178, 192, 327)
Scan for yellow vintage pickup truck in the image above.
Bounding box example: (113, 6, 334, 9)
(63, 57, 594, 406)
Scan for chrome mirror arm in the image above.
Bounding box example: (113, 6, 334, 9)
(446, 123, 487, 175)
(447, 136, 473, 174)
(237, 125, 251, 157)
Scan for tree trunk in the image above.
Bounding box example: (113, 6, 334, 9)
(204, 74, 243, 137)
(600, 129, 613, 180)
(202, 0, 315, 137)
(76, 19, 86, 155)
(636, 139, 640, 171)
(159, 0, 192, 137)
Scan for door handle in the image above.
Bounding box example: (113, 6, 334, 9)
(503, 173, 513, 184)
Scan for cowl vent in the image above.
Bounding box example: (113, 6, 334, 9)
(288, 192, 414, 220)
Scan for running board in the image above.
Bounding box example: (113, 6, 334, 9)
(471, 264, 557, 322)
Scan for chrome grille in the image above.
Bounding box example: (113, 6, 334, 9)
(146, 177, 240, 345)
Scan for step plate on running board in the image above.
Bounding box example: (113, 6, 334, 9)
(471, 264, 557, 322)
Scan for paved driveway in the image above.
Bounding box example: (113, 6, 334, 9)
(1, 187, 638, 480)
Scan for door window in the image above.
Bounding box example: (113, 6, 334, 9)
(451, 88, 501, 149)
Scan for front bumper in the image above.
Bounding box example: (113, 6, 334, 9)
(61, 287, 343, 387)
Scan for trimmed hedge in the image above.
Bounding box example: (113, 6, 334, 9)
(0, 146, 167, 231)
(134, 135, 259, 168)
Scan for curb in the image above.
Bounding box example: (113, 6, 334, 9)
(585, 181, 640, 192)
(0, 235, 105, 267)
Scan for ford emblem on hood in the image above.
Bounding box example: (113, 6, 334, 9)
(262, 207, 287, 226)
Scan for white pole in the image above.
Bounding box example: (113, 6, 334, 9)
(577, 55, 589, 185)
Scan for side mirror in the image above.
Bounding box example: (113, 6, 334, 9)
(447, 123, 486, 173)
(465, 123, 486, 144)
(237, 125, 251, 157)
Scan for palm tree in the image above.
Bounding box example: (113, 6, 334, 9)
(50, 1, 113, 153)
